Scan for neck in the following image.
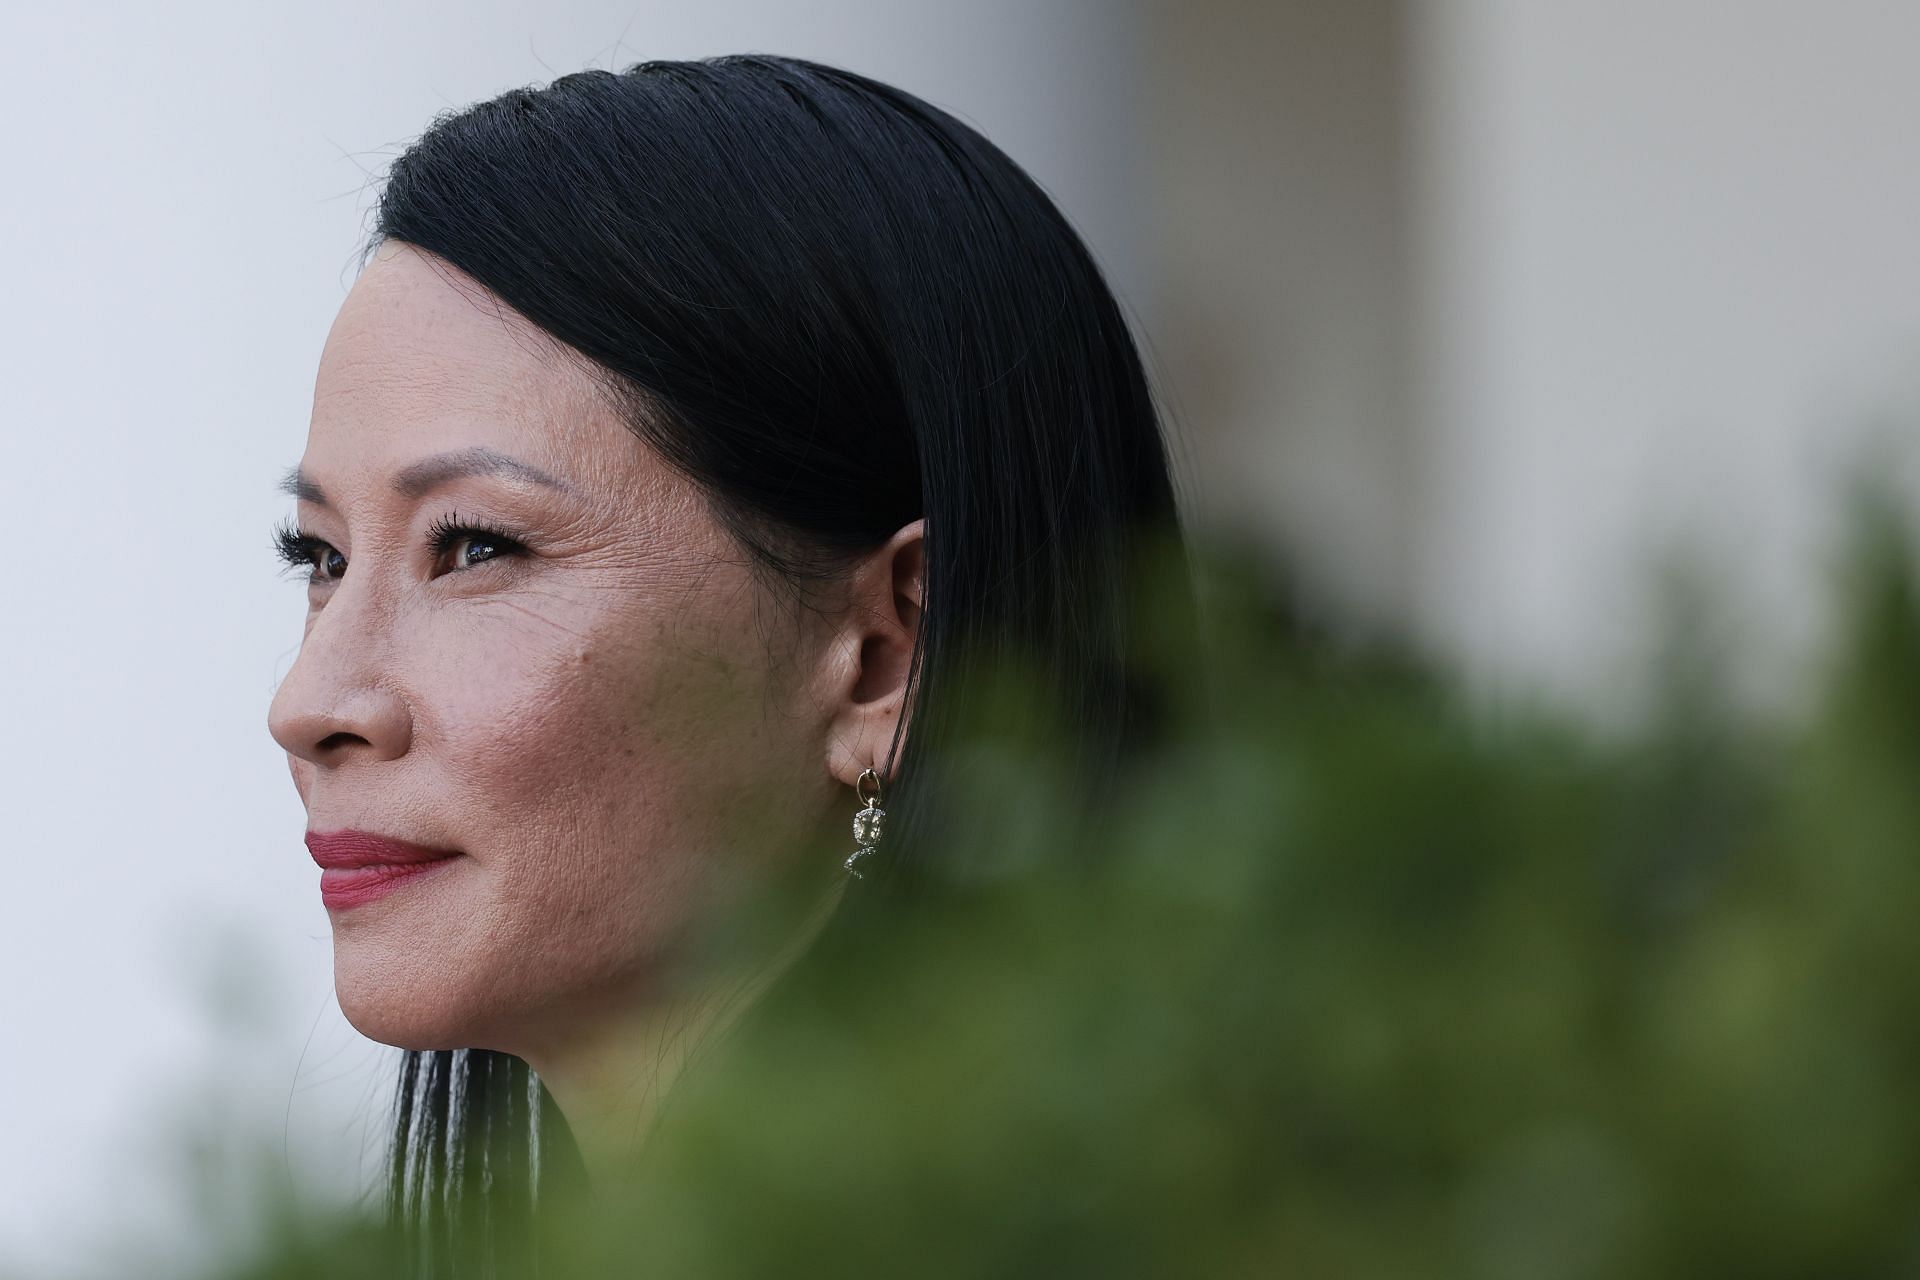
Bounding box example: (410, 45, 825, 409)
(520, 876, 844, 1189)
(532, 983, 740, 1189)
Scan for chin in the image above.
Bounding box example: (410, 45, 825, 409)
(332, 944, 485, 1052)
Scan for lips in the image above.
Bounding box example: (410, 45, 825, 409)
(306, 829, 463, 910)
(307, 829, 460, 868)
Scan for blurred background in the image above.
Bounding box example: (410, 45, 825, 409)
(2, 1, 1918, 1274)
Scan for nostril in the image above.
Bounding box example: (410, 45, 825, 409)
(278, 687, 414, 764)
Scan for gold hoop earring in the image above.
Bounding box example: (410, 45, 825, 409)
(844, 767, 886, 879)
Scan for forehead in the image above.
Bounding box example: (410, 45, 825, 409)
(308, 241, 620, 478)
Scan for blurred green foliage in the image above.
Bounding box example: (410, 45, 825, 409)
(199, 476, 1920, 1279)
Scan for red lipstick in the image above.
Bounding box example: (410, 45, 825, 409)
(306, 830, 463, 911)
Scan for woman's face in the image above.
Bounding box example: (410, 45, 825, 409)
(267, 241, 844, 1061)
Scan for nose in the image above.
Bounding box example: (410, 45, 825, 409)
(267, 587, 414, 768)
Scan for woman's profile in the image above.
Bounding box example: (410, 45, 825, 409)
(266, 52, 1186, 1268)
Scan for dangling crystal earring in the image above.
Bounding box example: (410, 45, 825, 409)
(844, 767, 886, 879)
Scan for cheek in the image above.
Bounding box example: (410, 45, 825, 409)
(414, 588, 787, 994)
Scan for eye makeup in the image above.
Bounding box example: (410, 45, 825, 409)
(271, 510, 528, 584)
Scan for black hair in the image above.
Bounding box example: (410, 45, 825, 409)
(363, 52, 1187, 1274)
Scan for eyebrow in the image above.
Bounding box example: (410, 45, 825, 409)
(276, 446, 575, 507)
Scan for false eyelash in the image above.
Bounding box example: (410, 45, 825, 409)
(424, 509, 525, 566)
(271, 516, 329, 576)
(267, 512, 525, 584)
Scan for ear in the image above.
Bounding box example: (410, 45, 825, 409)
(822, 518, 925, 789)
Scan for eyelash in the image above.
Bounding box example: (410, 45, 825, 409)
(271, 511, 526, 584)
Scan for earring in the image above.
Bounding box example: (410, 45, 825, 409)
(844, 767, 886, 879)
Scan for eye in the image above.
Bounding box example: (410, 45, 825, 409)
(425, 510, 526, 573)
(272, 518, 346, 584)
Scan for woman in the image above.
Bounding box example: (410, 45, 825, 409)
(267, 52, 1185, 1270)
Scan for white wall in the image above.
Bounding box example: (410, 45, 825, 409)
(0, 4, 1147, 1274)
(1406, 0, 1920, 719)
(1145, 0, 1415, 639)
